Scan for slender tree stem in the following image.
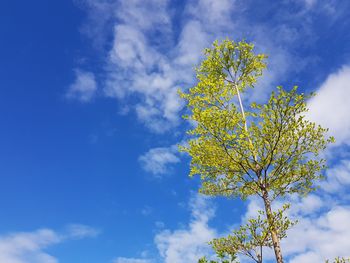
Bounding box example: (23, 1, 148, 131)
(235, 84, 248, 131)
(233, 84, 258, 163)
(262, 190, 284, 263)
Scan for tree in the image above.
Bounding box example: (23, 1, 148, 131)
(179, 39, 334, 263)
(326, 257, 350, 263)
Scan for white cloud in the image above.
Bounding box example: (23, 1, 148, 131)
(292, 194, 323, 214)
(186, 0, 234, 28)
(293, 0, 342, 17)
(0, 224, 98, 263)
(304, 0, 317, 8)
(113, 258, 152, 263)
(76, 0, 117, 49)
(64, 224, 100, 239)
(319, 159, 350, 193)
(289, 251, 322, 263)
(79, 0, 237, 132)
(293, 0, 317, 9)
(284, 206, 350, 262)
(154, 194, 216, 263)
(99, 0, 183, 133)
(116, 0, 170, 31)
(138, 145, 180, 176)
(66, 69, 97, 102)
(0, 229, 59, 263)
(109, 25, 159, 72)
(307, 65, 350, 146)
(105, 23, 184, 132)
(175, 20, 209, 67)
(110, 194, 217, 263)
(77, 0, 318, 133)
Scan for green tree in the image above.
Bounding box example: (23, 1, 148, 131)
(179, 39, 334, 263)
(326, 257, 350, 263)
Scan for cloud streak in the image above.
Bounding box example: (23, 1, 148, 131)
(77, 0, 307, 133)
(66, 69, 97, 102)
(154, 194, 216, 263)
(113, 258, 152, 263)
(138, 144, 180, 176)
(0, 224, 98, 263)
(307, 65, 350, 146)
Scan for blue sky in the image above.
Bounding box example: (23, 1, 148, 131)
(0, 0, 350, 262)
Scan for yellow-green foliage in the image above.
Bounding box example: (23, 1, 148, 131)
(210, 204, 296, 262)
(180, 39, 334, 201)
(326, 257, 350, 263)
(180, 39, 334, 263)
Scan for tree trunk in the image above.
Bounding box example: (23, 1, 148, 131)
(262, 190, 284, 263)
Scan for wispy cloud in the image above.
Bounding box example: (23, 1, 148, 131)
(113, 258, 152, 263)
(111, 194, 217, 263)
(64, 224, 99, 239)
(154, 194, 216, 263)
(66, 69, 97, 102)
(307, 65, 350, 146)
(320, 159, 350, 193)
(76, 0, 306, 132)
(103, 0, 181, 133)
(141, 206, 153, 216)
(0, 224, 99, 263)
(74, 0, 350, 135)
(138, 144, 180, 176)
(285, 205, 350, 262)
